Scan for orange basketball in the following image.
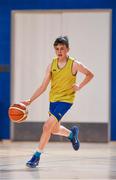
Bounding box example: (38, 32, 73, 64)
(8, 103, 28, 123)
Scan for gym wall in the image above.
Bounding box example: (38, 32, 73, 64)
(11, 10, 111, 142)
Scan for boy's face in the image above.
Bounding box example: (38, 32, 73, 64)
(54, 44, 69, 60)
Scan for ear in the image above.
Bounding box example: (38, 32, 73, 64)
(67, 47, 70, 52)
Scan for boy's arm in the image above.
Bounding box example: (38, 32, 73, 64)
(22, 64, 51, 105)
(72, 61, 94, 91)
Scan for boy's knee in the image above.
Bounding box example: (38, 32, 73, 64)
(51, 129, 58, 135)
(43, 116, 56, 133)
(43, 123, 50, 133)
(51, 123, 60, 135)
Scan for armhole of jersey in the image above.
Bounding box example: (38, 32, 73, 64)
(71, 60, 77, 76)
(51, 59, 55, 72)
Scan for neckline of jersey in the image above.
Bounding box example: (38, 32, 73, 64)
(57, 56, 69, 70)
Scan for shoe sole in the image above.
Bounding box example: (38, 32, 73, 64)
(26, 163, 38, 168)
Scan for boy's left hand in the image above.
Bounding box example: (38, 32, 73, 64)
(72, 84, 81, 91)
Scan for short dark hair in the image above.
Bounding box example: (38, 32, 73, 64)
(54, 36, 69, 48)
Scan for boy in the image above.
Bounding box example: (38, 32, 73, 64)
(23, 36, 94, 168)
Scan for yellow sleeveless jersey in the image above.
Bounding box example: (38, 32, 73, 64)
(49, 57, 76, 103)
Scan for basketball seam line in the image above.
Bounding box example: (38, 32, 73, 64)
(9, 107, 26, 114)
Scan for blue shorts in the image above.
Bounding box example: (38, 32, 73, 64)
(49, 102, 73, 122)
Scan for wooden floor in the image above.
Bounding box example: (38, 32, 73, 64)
(0, 141, 116, 180)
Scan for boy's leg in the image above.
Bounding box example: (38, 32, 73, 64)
(51, 123, 70, 137)
(49, 102, 80, 151)
(26, 115, 58, 168)
(51, 123, 80, 151)
(38, 116, 58, 151)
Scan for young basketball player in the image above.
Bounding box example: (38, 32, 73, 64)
(23, 36, 94, 168)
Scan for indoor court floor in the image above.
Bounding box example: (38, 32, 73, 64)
(0, 141, 116, 180)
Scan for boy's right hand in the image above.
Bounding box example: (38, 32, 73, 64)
(21, 99, 32, 106)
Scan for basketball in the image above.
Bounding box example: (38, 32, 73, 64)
(8, 103, 28, 123)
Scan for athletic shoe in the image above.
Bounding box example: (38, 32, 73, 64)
(70, 126, 80, 151)
(26, 154, 40, 168)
